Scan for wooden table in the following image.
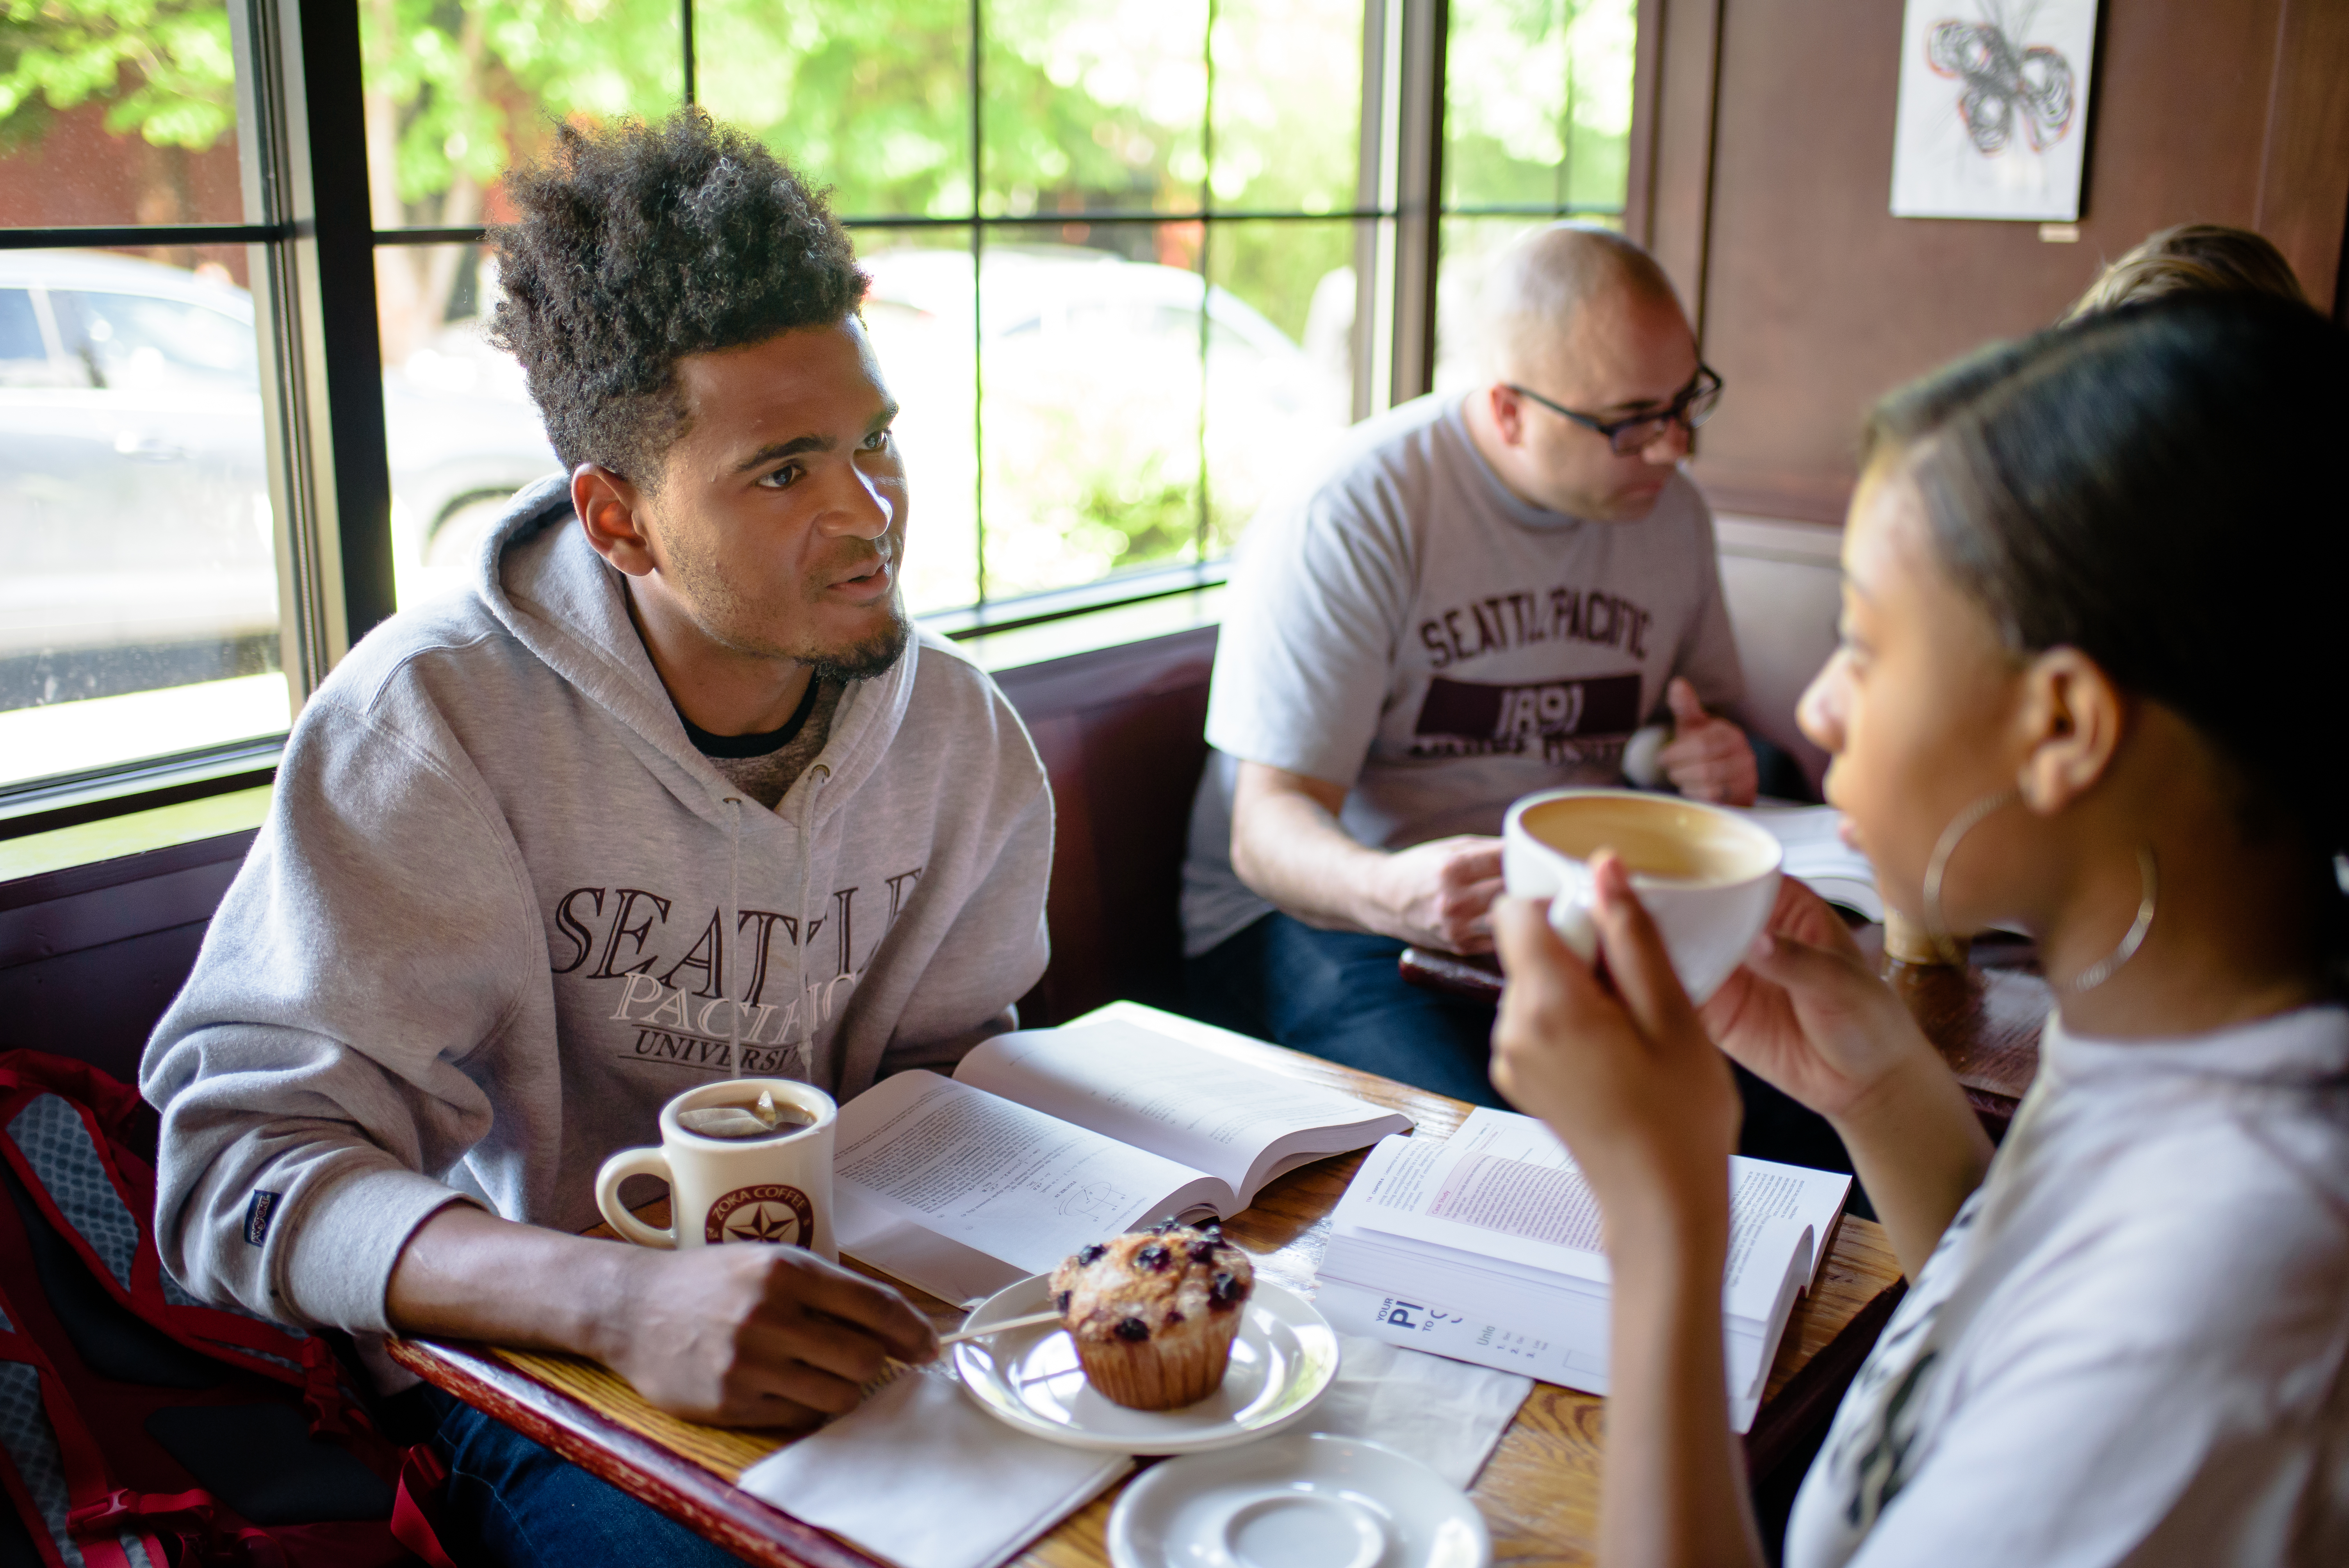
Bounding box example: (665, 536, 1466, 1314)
(1403, 930, 2049, 1139)
(389, 1007, 1904, 1568)
(1864, 930, 2048, 1138)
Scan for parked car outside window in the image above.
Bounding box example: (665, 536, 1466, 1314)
(0, 250, 560, 788)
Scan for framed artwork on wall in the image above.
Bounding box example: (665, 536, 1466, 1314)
(1889, 0, 2099, 221)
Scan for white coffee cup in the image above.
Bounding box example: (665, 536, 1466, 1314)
(1501, 787, 1783, 1005)
(593, 1078, 838, 1260)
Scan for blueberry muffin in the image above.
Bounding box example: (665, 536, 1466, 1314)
(1049, 1221, 1256, 1409)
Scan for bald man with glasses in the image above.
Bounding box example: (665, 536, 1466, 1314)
(1180, 223, 1757, 1107)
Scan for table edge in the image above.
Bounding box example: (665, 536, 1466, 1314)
(387, 1336, 887, 1568)
(389, 1272, 1909, 1565)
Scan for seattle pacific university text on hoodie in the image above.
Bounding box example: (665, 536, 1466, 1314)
(141, 477, 1053, 1334)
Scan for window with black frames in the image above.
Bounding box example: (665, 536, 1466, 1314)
(0, 0, 1637, 827)
(0, 0, 322, 819)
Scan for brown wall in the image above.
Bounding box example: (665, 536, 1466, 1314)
(1625, 0, 2349, 524)
(0, 102, 247, 229)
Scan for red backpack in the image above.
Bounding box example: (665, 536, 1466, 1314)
(0, 1049, 454, 1568)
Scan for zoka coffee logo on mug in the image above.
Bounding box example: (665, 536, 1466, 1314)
(1502, 787, 1783, 1004)
(593, 1078, 838, 1260)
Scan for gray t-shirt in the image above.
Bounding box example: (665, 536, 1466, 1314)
(1181, 392, 1743, 957)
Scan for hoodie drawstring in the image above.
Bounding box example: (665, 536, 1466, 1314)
(793, 764, 829, 1082)
(724, 796, 743, 1081)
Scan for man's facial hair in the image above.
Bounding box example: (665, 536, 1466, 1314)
(809, 605, 911, 683)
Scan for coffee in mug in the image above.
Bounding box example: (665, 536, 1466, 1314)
(1502, 788, 1782, 1003)
(593, 1078, 838, 1259)
(677, 1089, 814, 1139)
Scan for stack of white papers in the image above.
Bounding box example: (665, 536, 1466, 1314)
(1314, 1334, 1532, 1488)
(739, 1363, 1130, 1568)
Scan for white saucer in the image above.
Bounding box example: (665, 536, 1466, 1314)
(1108, 1432, 1491, 1568)
(950, 1273, 1339, 1454)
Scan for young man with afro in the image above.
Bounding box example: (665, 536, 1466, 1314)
(142, 110, 1051, 1562)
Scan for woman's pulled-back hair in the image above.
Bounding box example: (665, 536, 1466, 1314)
(491, 110, 865, 485)
(1863, 293, 2349, 879)
(2064, 223, 2307, 321)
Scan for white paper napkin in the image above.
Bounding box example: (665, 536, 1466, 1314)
(736, 1363, 1132, 1568)
(1309, 1334, 1533, 1489)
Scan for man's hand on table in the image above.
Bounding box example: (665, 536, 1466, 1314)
(1656, 677, 1759, 806)
(593, 1240, 938, 1426)
(387, 1205, 938, 1429)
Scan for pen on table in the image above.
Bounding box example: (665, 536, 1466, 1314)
(936, 1308, 1063, 1347)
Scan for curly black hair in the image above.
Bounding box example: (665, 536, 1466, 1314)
(490, 109, 866, 485)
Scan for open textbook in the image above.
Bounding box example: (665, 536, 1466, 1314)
(833, 1006, 1413, 1304)
(1315, 1108, 1849, 1432)
(1738, 804, 2027, 936)
(1739, 803, 1884, 921)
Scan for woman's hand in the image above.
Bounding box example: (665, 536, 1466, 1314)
(1695, 878, 1937, 1121)
(1490, 855, 1740, 1226)
(1696, 878, 1995, 1281)
(1491, 858, 1769, 1568)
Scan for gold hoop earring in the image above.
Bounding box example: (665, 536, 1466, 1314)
(1921, 788, 2017, 964)
(2060, 847, 2157, 994)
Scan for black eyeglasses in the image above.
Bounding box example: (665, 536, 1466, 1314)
(1505, 365, 1725, 455)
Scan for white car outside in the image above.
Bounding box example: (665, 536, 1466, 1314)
(0, 249, 560, 666)
(857, 243, 1349, 606)
(0, 243, 1344, 665)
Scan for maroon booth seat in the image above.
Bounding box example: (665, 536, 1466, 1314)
(991, 624, 1217, 1026)
(0, 832, 259, 1082)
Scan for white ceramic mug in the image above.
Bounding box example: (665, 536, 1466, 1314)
(1501, 787, 1783, 1005)
(593, 1078, 839, 1260)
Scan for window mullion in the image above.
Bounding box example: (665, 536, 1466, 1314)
(289, 0, 397, 682)
(1388, 0, 1446, 405)
(1349, 0, 1390, 422)
(232, 0, 339, 713)
(1197, 0, 1216, 566)
(970, 0, 987, 608)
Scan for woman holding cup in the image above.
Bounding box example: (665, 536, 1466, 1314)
(1490, 293, 2349, 1566)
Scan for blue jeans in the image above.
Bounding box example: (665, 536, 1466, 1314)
(421, 1384, 746, 1567)
(1185, 912, 1510, 1107)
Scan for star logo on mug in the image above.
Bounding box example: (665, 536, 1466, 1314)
(704, 1183, 816, 1247)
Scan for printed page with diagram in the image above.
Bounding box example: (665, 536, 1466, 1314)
(832, 1071, 1232, 1306)
(951, 1016, 1413, 1206)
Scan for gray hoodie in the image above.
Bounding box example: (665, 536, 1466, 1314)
(141, 478, 1053, 1333)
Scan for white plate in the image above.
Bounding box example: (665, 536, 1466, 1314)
(950, 1273, 1339, 1454)
(1107, 1432, 1491, 1568)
